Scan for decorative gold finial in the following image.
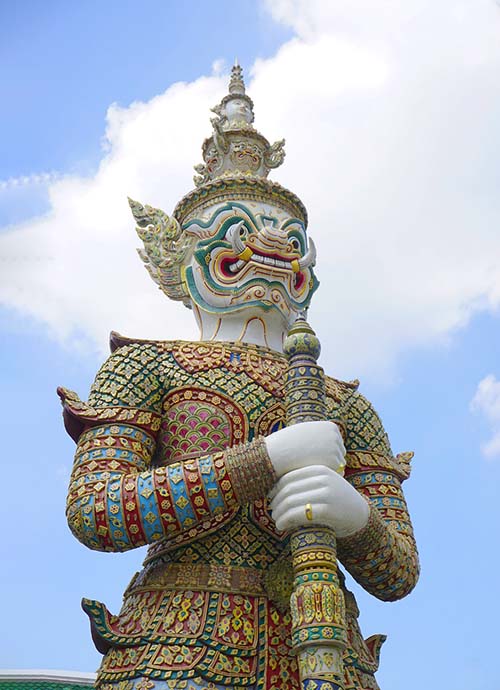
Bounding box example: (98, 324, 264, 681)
(228, 60, 246, 96)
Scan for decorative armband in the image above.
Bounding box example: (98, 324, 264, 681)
(339, 503, 387, 554)
(346, 465, 415, 540)
(225, 436, 277, 503)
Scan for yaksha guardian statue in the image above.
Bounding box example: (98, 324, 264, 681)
(59, 63, 419, 690)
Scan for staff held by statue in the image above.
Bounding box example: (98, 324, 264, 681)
(283, 313, 347, 690)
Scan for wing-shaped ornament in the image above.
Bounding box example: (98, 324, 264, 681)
(128, 197, 192, 304)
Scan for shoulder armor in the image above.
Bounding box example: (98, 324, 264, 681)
(325, 376, 360, 402)
(109, 330, 177, 354)
(57, 387, 161, 442)
(58, 340, 176, 443)
(346, 448, 415, 482)
(88, 341, 171, 412)
(394, 451, 414, 480)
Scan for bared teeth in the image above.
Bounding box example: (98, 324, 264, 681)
(252, 254, 291, 268)
(228, 252, 295, 273)
(228, 259, 247, 273)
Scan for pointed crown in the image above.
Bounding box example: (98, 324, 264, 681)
(174, 62, 307, 226)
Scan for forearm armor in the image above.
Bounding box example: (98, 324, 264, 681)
(338, 450, 419, 601)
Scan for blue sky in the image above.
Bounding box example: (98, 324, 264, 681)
(1, 2, 500, 689)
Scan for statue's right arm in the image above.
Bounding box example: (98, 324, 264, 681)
(62, 344, 341, 553)
(60, 344, 276, 553)
(336, 389, 420, 602)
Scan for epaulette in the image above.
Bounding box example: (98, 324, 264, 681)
(57, 387, 161, 442)
(110, 330, 178, 354)
(325, 376, 360, 403)
(393, 451, 414, 481)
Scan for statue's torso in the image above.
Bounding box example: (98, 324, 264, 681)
(86, 340, 384, 690)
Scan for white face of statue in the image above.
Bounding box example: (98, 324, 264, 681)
(182, 200, 319, 332)
(224, 98, 253, 125)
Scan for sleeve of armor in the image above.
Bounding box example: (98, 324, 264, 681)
(336, 389, 420, 602)
(60, 344, 276, 553)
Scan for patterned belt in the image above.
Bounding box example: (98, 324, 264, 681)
(127, 561, 267, 597)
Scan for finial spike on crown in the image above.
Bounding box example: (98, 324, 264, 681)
(229, 61, 246, 96)
(190, 59, 294, 200)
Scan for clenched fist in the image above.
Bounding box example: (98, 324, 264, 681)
(269, 465, 370, 537)
(264, 420, 346, 477)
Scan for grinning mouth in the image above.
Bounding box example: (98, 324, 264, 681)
(220, 251, 306, 290)
(218, 221, 314, 292)
(245, 245, 298, 268)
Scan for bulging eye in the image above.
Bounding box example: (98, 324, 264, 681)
(239, 226, 248, 239)
(290, 238, 300, 252)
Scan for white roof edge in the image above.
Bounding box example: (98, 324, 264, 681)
(0, 669, 96, 684)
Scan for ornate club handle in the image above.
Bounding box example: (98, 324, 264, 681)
(283, 315, 347, 690)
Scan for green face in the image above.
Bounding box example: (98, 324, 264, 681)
(182, 201, 319, 325)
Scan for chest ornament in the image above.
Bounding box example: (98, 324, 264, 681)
(171, 342, 287, 397)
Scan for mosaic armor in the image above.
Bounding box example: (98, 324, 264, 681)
(60, 337, 418, 690)
(60, 63, 419, 690)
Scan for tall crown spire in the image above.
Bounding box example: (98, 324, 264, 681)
(192, 63, 285, 187)
(228, 59, 246, 96)
(175, 63, 306, 227)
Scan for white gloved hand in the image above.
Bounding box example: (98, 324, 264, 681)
(264, 420, 345, 478)
(269, 464, 370, 537)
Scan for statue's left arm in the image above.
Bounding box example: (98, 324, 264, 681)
(336, 388, 420, 602)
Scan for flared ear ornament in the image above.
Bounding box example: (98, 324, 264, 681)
(128, 197, 194, 305)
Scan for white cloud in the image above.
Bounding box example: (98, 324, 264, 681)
(0, 172, 60, 191)
(0, 74, 225, 354)
(470, 374, 500, 458)
(1, 1, 500, 379)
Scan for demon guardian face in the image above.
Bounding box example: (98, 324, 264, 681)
(182, 201, 318, 328)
